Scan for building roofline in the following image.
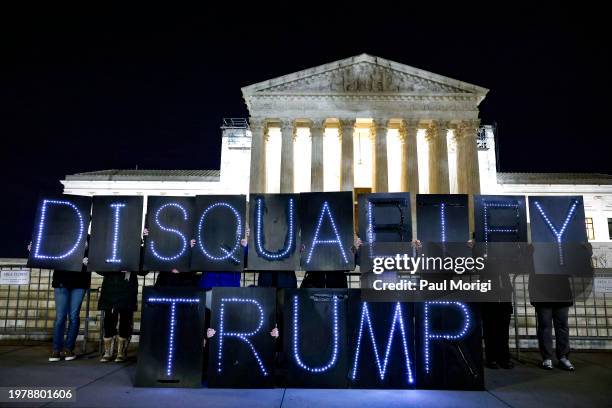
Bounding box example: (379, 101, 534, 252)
(64, 169, 220, 182)
(497, 172, 612, 185)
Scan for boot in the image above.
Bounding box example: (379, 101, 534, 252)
(100, 337, 115, 363)
(115, 337, 129, 363)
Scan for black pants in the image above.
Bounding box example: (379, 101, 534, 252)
(300, 271, 347, 288)
(481, 303, 512, 364)
(535, 305, 570, 360)
(103, 309, 134, 338)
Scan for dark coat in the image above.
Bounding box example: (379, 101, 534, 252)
(97, 271, 141, 311)
(528, 274, 574, 307)
(52, 268, 91, 290)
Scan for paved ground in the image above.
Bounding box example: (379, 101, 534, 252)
(0, 345, 610, 407)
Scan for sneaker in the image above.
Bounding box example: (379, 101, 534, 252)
(542, 359, 553, 370)
(559, 357, 575, 371)
(63, 350, 77, 361)
(48, 351, 61, 362)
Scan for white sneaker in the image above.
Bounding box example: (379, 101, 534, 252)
(559, 357, 575, 371)
(542, 359, 553, 370)
(48, 351, 61, 362)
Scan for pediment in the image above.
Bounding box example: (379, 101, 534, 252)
(242, 54, 488, 96)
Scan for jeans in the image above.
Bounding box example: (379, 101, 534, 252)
(53, 288, 86, 352)
(535, 305, 570, 360)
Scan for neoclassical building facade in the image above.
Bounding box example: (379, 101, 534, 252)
(243, 53, 485, 197)
(61, 54, 612, 261)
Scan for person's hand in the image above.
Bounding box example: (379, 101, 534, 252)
(270, 327, 279, 338)
(82, 257, 89, 266)
(354, 236, 363, 249)
(190, 239, 196, 248)
(143, 228, 149, 236)
(240, 238, 248, 247)
(467, 239, 475, 249)
(411, 239, 422, 249)
(27, 241, 32, 252)
(171, 268, 179, 274)
(207, 328, 216, 338)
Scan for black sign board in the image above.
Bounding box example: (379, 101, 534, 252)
(282, 288, 349, 388)
(299, 192, 355, 271)
(358, 193, 413, 273)
(28, 195, 91, 271)
(134, 287, 206, 388)
(416, 194, 470, 271)
(347, 290, 415, 388)
(473, 195, 528, 274)
(528, 196, 591, 276)
(358, 192, 412, 243)
(414, 302, 483, 390)
(88, 196, 144, 272)
(248, 194, 300, 271)
(207, 287, 277, 388)
(191, 195, 246, 272)
(143, 196, 194, 272)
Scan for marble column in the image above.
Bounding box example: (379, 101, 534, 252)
(400, 119, 420, 238)
(279, 120, 295, 193)
(248, 118, 267, 193)
(310, 120, 325, 192)
(425, 121, 450, 194)
(460, 119, 481, 194)
(371, 118, 389, 193)
(339, 119, 355, 192)
(453, 125, 468, 194)
(399, 119, 419, 194)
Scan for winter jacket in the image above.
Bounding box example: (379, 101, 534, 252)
(97, 271, 143, 311)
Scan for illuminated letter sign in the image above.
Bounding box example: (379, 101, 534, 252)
(415, 301, 483, 390)
(284, 289, 349, 388)
(248, 194, 300, 270)
(207, 287, 276, 388)
(416, 194, 470, 269)
(28, 195, 91, 271)
(88, 196, 144, 272)
(357, 193, 413, 272)
(528, 196, 590, 275)
(190, 195, 246, 271)
(143, 196, 194, 272)
(135, 287, 205, 388)
(300, 192, 354, 271)
(475, 195, 527, 256)
(349, 300, 415, 388)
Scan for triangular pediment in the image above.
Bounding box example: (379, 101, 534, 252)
(242, 54, 488, 96)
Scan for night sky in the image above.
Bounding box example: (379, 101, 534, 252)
(0, 4, 609, 257)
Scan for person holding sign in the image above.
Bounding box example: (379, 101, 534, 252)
(300, 235, 363, 288)
(142, 228, 200, 287)
(97, 268, 146, 363)
(198, 227, 247, 290)
(28, 241, 91, 362)
(527, 243, 592, 371)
